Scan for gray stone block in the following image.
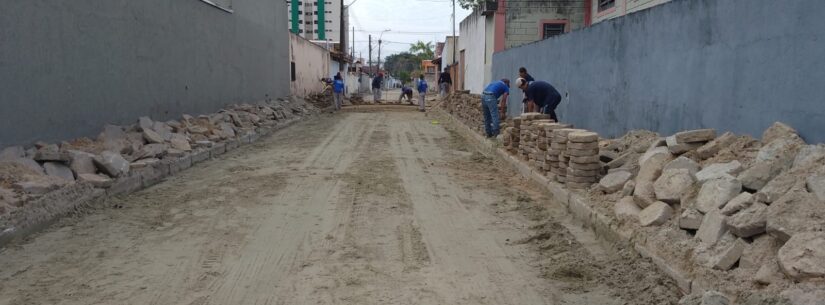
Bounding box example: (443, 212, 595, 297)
(169, 155, 193, 175)
(190, 149, 210, 164)
(43, 162, 76, 181)
(225, 139, 240, 151)
(107, 174, 143, 196)
(777, 232, 825, 281)
(638, 201, 673, 227)
(696, 177, 742, 213)
(726, 202, 768, 238)
(696, 210, 728, 246)
(654, 169, 695, 204)
(679, 208, 703, 230)
(806, 174, 825, 202)
(695, 161, 742, 184)
(209, 143, 227, 157)
(674, 129, 716, 143)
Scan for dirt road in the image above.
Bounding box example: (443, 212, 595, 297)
(0, 109, 680, 305)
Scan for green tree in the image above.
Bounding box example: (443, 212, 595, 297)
(398, 71, 411, 84)
(458, 0, 484, 10)
(409, 41, 435, 59)
(384, 52, 422, 80)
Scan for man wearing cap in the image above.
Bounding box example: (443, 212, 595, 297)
(481, 79, 510, 138)
(517, 78, 562, 122)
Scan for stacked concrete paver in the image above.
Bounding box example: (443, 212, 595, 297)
(565, 131, 602, 189)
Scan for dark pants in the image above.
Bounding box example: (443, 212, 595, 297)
(539, 94, 562, 122)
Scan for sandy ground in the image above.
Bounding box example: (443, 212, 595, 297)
(0, 108, 680, 305)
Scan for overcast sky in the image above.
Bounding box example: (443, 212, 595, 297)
(346, 0, 472, 63)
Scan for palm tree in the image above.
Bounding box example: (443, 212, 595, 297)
(409, 41, 435, 59)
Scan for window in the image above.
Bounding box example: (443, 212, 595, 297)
(291, 62, 296, 82)
(598, 0, 615, 12)
(543, 23, 566, 39)
(199, 0, 233, 13)
(314, 20, 318, 24)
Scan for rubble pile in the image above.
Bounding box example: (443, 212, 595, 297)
(439, 93, 824, 301)
(596, 122, 825, 297)
(306, 92, 333, 109)
(0, 97, 318, 230)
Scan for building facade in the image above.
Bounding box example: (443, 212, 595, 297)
(288, 0, 344, 43)
(589, 0, 672, 24)
(458, 0, 586, 93)
(289, 33, 331, 98)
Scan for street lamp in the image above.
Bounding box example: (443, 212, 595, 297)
(377, 29, 390, 99)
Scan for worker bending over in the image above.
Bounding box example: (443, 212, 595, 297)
(517, 78, 562, 122)
(481, 79, 510, 138)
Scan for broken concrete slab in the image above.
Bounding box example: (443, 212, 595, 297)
(0, 146, 25, 160)
(638, 201, 673, 227)
(225, 139, 240, 151)
(168, 155, 193, 175)
(680, 208, 704, 230)
(766, 190, 825, 242)
(778, 287, 825, 305)
(697, 132, 736, 160)
(695, 177, 742, 213)
(777, 232, 825, 281)
(621, 180, 635, 197)
(720, 192, 753, 216)
(43, 162, 75, 181)
(754, 259, 784, 285)
(633, 180, 657, 208)
(13, 177, 69, 195)
(695, 233, 746, 271)
(762, 122, 799, 144)
(67, 150, 97, 176)
(664, 156, 701, 176)
(695, 161, 743, 184)
(190, 149, 210, 164)
(169, 134, 192, 151)
(615, 196, 641, 220)
(806, 175, 825, 202)
(741, 234, 781, 271)
(142, 129, 164, 144)
(754, 172, 800, 204)
(757, 137, 804, 166)
(135, 162, 169, 188)
(726, 202, 768, 238)
(77, 173, 114, 188)
(738, 160, 784, 191)
(675, 129, 717, 144)
(152, 121, 174, 141)
(638, 147, 674, 182)
(93, 151, 130, 178)
(209, 143, 227, 157)
(599, 171, 632, 193)
(792, 144, 825, 169)
(138, 116, 154, 131)
(667, 136, 704, 155)
(130, 158, 160, 169)
(5, 158, 46, 175)
(654, 169, 695, 204)
(134, 143, 168, 160)
(696, 210, 728, 246)
(165, 148, 185, 158)
(34, 144, 68, 162)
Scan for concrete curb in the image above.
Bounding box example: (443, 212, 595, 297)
(436, 109, 693, 295)
(0, 115, 308, 249)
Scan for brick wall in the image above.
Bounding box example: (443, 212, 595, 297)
(505, 0, 587, 49)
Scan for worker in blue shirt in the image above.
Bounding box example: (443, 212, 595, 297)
(517, 78, 562, 122)
(398, 85, 414, 104)
(481, 79, 510, 137)
(333, 73, 345, 110)
(416, 74, 429, 112)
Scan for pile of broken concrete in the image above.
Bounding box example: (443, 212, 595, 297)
(598, 122, 824, 301)
(0, 97, 317, 233)
(442, 92, 486, 133)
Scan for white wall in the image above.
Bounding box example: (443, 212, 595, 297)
(289, 33, 331, 97)
(459, 12, 491, 94)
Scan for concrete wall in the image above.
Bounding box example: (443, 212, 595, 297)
(0, 0, 289, 149)
(289, 33, 331, 98)
(505, 0, 586, 49)
(493, 0, 825, 143)
(592, 0, 672, 24)
(459, 11, 493, 94)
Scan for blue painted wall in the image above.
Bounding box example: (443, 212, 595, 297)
(0, 0, 289, 148)
(493, 0, 825, 143)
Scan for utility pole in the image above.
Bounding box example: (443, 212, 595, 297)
(351, 26, 355, 63)
(368, 35, 372, 75)
(340, 0, 346, 72)
(377, 38, 383, 99)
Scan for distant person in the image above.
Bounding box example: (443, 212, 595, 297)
(438, 68, 452, 98)
(416, 74, 429, 112)
(332, 74, 345, 110)
(518, 67, 535, 113)
(372, 72, 384, 103)
(517, 78, 562, 122)
(481, 79, 510, 138)
(399, 85, 414, 104)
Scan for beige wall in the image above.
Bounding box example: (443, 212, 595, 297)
(505, 0, 586, 49)
(289, 33, 331, 97)
(591, 0, 671, 24)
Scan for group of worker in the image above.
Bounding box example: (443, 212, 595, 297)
(480, 67, 562, 138)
